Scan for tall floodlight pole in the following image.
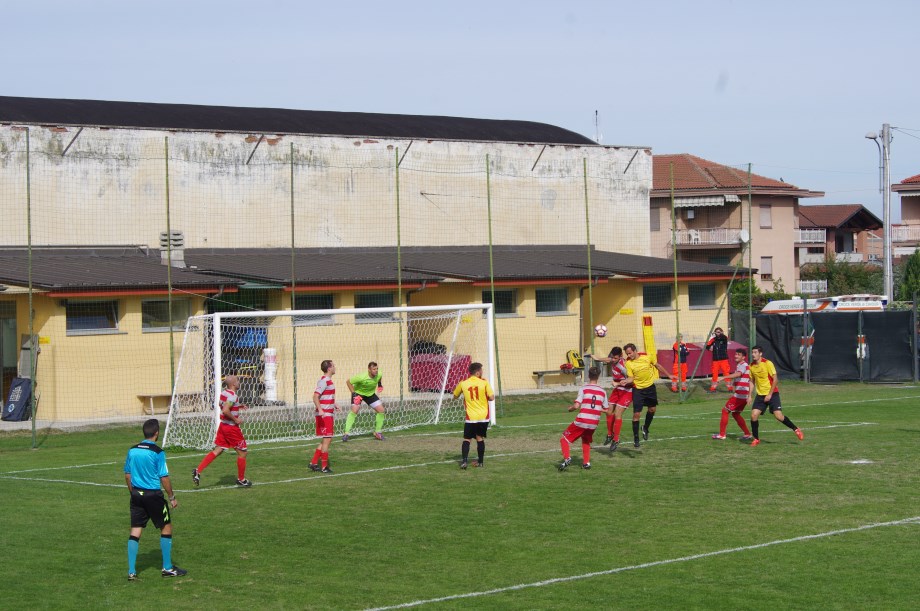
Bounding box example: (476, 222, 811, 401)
(866, 124, 893, 300)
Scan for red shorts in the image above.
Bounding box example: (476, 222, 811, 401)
(609, 388, 633, 408)
(315, 414, 334, 438)
(214, 423, 247, 451)
(562, 422, 595, 444)
(724, 397, 748, 413)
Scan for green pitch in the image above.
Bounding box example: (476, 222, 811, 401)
(2, 381, 919, 610)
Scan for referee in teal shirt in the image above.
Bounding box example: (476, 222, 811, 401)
(123, 419, 186, 580)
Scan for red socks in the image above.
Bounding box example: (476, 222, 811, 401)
(311, 448, 322, 465)
(560, 438, 571, 460)
(733, 412, 751, 435)
(237, 456, 246, 480)
(606, 414, 615, 436)
(613, 418, 622, 441)
(321, 452, 329, 469)
(196, 451, 217, 472)
(582, 443, 591, 464)
(719, 411, 730, 436)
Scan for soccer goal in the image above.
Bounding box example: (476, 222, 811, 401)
(162, 304, 495, 449)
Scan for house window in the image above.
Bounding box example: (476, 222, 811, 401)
(708, 256, 730, 266)
(650, 206, 661, 232)
(760, 256, 773, 280)
(535, 288, 569, 315)
(294, 293, 335, 326)
(643, 284, 673, 310)
(142, 298, 190, 332)
(689, 283, 716, 308)
(759, 204, 772, 229)
(355, 292, 395, 323)
(66, 300, 119, 334)
(482, 289, 517, 316)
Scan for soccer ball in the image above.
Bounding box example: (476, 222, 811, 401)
(594, 324, 608, 338)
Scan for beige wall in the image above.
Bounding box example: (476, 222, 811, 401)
(0, 125, 652, 256)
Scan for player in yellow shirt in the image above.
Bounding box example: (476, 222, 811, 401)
(748, 345, 804, 447)
(622, 343, 672, 448)
(452, 362, 495, 469)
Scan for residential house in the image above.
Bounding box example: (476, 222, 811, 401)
(891, 173, 920, 258)
(796, 204, 883, 293)
(650, 154, 824, 293)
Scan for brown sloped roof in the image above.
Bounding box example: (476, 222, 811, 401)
(0, 95, 596, 146)
(798, 204, 882, 230)
(892, 172, 920, 193)
(0, 247, 240, 292)
(185, 245, 741, 285)
(651, 153, 823, 198)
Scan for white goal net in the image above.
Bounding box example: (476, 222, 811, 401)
(162, 304, 495, 449)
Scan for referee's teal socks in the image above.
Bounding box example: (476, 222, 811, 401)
(128, 536, 139, 574)
(160, 534, 173, 570)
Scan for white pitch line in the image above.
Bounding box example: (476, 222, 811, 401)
(363, 516, 920, 611)
(0, 422, 876, 491)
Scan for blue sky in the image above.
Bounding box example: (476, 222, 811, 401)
(3, 0, 918, 218)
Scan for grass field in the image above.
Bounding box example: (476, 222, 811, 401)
(2, 381, 919, 610)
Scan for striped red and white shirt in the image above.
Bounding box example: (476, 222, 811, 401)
(573, 384, 609, 430)
(219, 388, 242, 426)
(611, 360, 631, 391)
(314, 375, 336, 415)
(732, 361, 751, 400)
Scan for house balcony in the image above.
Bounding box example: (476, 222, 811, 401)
(795, 229, 826, 244)
(890, 224, 920, 244)
(835, 252, 864, 263)
(673, 228, 745, 249)
(800, 252, 826, 264)
(797, 280, 828, 294)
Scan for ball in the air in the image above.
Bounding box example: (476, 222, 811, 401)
(594, 324, 608, 338)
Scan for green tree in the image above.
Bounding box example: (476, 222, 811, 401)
(897, 249, 920, 301)
(799, 256, 883, 296)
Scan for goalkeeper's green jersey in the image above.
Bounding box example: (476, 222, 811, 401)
(350, 371, 383, 396)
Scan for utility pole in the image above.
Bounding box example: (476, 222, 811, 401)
(881, 123, 893, 300)
(867, 125, 893, 300)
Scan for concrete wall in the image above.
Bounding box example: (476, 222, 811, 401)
(0, 125, 652, 255)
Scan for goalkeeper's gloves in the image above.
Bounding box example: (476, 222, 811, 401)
(352, 393, 362, 406)
(377, 386, 383, 393)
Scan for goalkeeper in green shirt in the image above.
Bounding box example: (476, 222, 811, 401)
(343, 361, 386, 441)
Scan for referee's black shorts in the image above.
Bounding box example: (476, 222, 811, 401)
(130, 488, 171, 529)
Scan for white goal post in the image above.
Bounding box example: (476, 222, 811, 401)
(163, 304, 496, 449)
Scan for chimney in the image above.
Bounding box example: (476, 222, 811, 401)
(160, 230, 186, 268)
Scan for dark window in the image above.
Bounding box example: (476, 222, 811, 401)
(535, 288, 569, 314)
(689, 283, 716, 307)
(142, 298, 190, 331)
(66, 300, 119, 334)
(482, 289, 517, 316)
(650, 206, 661, 232)
(642, 284, 672, 310)
(355, 292, 395, 323)
(294, 294, 335, 325)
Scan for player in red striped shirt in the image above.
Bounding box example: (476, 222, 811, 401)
(587, 346, 632, 451)
(711, 349, 753, 440)
(559, 367, 611, 470)
(309, 360, 339, 473)
(193, 375, 252, 487)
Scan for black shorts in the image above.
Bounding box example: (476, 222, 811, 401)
(463, 422, 489, 439)
(130, 488, 171, 529)
(632, 385, 659, 412)
(360, 393, 381, 406)
(752, 393, 782, 413)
